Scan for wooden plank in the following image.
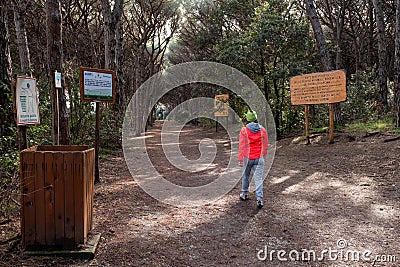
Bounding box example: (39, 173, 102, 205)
(21, 151, 36, 246)
(37, 145, 89, 152)
(82, 153, 88, 243)
(45, 152, 55, 245)
(54, 152, 65, 246)
(64, 152, 75, 248)
(20, 152, 26, 246)
(74, 152, 84, 244)
(86, 150, 94, 235)
(89, 150, 93, 231)
(84, 152, 90, 235)
(88, 150, 94, 232)
(34, 152, 46, 245)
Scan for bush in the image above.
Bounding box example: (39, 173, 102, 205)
(173, 109, 190, 123)
(342, 69, 378, 123)
(0, 135, 20, 218)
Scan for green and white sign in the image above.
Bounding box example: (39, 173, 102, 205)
(80, 67, 115, 103)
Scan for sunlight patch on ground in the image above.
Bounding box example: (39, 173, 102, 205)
(115, 180, 137, 186)
(370, 204, 399, 219)
(281, 172, 330, 194)
(270, 170, 300, 184)
(283, 199, 315, 216)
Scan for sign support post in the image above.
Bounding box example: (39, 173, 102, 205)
(80, 67, 115, 184)
(305, 104, 310, 144)
(95, 101, 100, 183)
(329, 103, 335, 144)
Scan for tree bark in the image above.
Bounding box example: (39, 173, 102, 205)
(394, 0, 400, 127)
(101, 0, 123, 103)
(12, 0, 31, 74)
(304, 0, 333, 72)
(305, 0, 338, 143)
(372, 0, 388, 112)
(46, 0, 70, 145)
(0, 1, 14, 138)
(12, 0, 32, 150)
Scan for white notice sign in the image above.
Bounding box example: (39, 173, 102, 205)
(80, 67, 115, 102)
(16, 76, 40, 125)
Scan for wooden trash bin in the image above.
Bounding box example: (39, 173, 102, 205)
(20, 145, 95, 249)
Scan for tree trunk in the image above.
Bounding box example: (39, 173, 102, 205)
(12, 0, 31, 150)
(304, 0, 333, 72)
(13, 0, 31, 75)
(0, 1, 14, 138)
(46, 0, 70, 145)
(367, 0, 374, 68)
(372, 0, 388, 112)
(101, 0, 123, 101)
(116, 18, 124, 109)
(101, 0, 124, 149)
(273, 56, 281, 138)
(334, 4, 345, 125)
(394, 0, 400, 127)
(260, 48, 268, 100)
(305, 0, 340, 142)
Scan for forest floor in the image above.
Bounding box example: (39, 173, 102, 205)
(1, 121, 400, 267)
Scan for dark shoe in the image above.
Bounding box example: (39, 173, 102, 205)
(257, 199, 263, 209)
(240, 193, 248, 201)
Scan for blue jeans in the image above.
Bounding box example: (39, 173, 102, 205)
(241, 157, 264, 201)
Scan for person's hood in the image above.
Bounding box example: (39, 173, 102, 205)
(246, 122, 261, 133)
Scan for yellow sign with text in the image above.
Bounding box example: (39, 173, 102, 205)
(290, 70, 346, 105)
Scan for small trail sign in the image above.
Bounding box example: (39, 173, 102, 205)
(214, 94, 229, 117)
(55, 71, 62, 88)
(290, 70, 346, 105)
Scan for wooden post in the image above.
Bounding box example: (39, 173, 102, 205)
(95, 102, 100, 183)
(305, 104, 310, 144)
(12, 76, 28, 151)
(329, 103, 334, 144)
(215, 117, 218, 133)
(18, 126, 28, 151)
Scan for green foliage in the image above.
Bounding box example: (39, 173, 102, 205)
(346, 118, 396, 132)
(0, 135, 19, 178)
(69, 69, 96, 146)
(173, 109, 190, 123)
(0, 134, 20, 218)
(342, 69, 379, 123)
(197, 117, 216, 128)
(101, 109, 122, 150)
(215, 0, 317, 136)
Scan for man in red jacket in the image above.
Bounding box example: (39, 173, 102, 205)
(238, 111, 268, 209)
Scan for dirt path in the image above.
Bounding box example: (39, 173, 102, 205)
(1, 122, 399, 266)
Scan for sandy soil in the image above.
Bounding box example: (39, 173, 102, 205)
(1, 121, 399, 267)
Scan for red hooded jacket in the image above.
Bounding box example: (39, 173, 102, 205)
(238, 122, 268, 161)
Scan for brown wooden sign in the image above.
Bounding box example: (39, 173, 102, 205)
(290, 70, 346, 105)
(214, 94, 229, 117)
